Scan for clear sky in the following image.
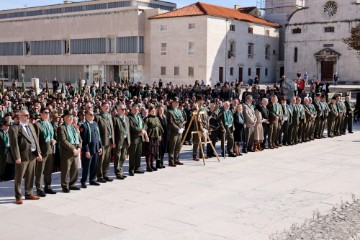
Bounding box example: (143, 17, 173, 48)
(1, 0, 258, 11)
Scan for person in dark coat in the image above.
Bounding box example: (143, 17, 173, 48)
(80, 110, 103, 188)
(0, 119, 14, 181)
(233, 104, 245, 156)
(157, 104, 167, 168)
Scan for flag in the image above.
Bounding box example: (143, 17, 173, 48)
(45, 79, 49, 94)
(21, 78, 26, 93)
(61, 82, 65, 94)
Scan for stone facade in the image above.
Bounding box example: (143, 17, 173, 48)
(284, 0, 360, 83)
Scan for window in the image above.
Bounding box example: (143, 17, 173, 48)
(161, 43, 167, 55)
(188, 23, 195, 29)
(230, 24, 236, 31)
(174, 66, 179, 76)
(188, 42, 195, 55)
(265, 29, 270, 36)
(188, 66, 194, 77)
(230, 67, 234, 76)
(324, 44, 334, 48)
(273, 50, 276, 55)
(107, 36, 116, 54)
(161, 67, 166, 76)
(265, 68, 268, 76)
(25, 41, 31, 55)
(292, 28, 302, 34)
(294, 47, 298, 62)
(63, 39, 70, 54)
(248, 68, 252, 76)
(228, 41, 235, 58)
(248, 43, 254, 58)
(71, 38, 106, 54)
(31, 40, 62, 55)
(116, 36, 143, 53)
(324, 26, 335, 32)
(248, 27, 254, 34)
(265, 45, 270, 60)
(0, 42, 23, 56)
(160, 25, 167, 31)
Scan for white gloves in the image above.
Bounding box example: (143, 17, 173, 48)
(178, 128, 184, 134)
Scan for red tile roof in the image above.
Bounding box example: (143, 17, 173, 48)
(150, 2, 279, 28)
(239, 6, 258, 14)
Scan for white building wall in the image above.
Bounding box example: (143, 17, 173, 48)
(150, 16, 208, 85)
(207, 17, 279, 84)
(151, 15, 279, 86)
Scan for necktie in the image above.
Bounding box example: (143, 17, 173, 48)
(25, 125, 36, 151)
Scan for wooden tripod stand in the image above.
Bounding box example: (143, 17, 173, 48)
(180, 110, 220, 165)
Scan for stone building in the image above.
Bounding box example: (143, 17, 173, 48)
(283, 0, 360, 83)
(149, 2, 279, 85)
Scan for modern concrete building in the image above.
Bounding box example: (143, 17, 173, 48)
(284, 0, 360, 83)
(0, 0, 176, 84)
(149, 2, 279, 86)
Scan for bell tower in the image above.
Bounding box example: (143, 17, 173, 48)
(263, 0, 306, 61)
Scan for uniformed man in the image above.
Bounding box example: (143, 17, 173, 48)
(320, 95, 330, 138)
(219, 101, 236, 157)
(95, 102, 115, 182)
(0, 119, 11, 181)
(113, 104, 130, 179)
(335, 95, 346, 135)
(34, 107, 57, 197)
(128, 103, 147, 175)
(258, 98, 270, 149)
(80, 110, 102, 188)
(9, 110, 42, 204)
(313, 93, 324, 139)
(344, 95, 354, 134)
(192, 95, 210, 161)
(243, 95, 257, 152)
(268, 95, 281, 149)
(279, 96, 291, 146)
(303, 97, 314, 142)
(207, 103, 219, 158)
(296, 97, 306, 143)
(58, 110, 82, 193)
(167, 97, 185, 166)
(327, 96, 338, 138)
(288, 97, 300, 145)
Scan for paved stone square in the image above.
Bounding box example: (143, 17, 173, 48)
(0, 124, 359, 240)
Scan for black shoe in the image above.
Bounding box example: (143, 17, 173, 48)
(81, 183, 87, 189)
(69, 186, 81, 191)
(97, 178, 107, 183)
(229, 153, 237, 157)
(116, 176, 126, 180)
(175, 161, 184, 165)
(168, 163, 176, 167)
(37, 190, 46, 197)
(134, 170, 145, 174)
(90, 181, 100, 186)
(104, 177, 113, 182)
(44, 188, 56, 194)
(151, 166, 157, 171)
(129, 172, 135, 176)
(146, 167, 153, 172)
(62, 188, 70, 193)
(349, 131, 354, 134)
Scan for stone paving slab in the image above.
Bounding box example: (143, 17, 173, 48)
(0, 124, 359, 240)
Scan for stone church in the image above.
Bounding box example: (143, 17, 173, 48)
(276, 0, 360, 83)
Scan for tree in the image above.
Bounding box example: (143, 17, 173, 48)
(344, 23, 360, 54)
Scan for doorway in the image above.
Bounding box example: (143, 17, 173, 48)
(321, 61, 334, 82)
(238, 67, 243, 83)
(219, 67, 224, 83)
